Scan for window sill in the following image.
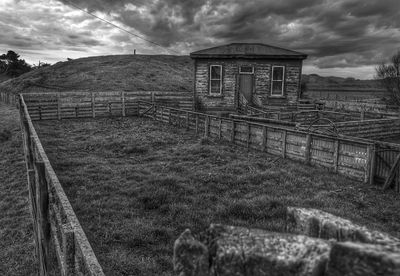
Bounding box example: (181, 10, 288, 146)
(268, 95, 286, 99)
(206, 94, 224, 98)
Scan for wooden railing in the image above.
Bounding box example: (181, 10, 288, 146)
(19, 95, 104, 276)
(21, 91, 192, 120)
(137, 101, 375, 183)
(0, 90, 17, 106)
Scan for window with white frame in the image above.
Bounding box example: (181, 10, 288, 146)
(209, 65, 222, 95)
(271, 66, 285, 96)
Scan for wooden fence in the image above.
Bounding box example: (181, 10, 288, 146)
(137, 101, 374, 183)
(18, 95, 105, 275)
(22, 91, 192, 120)
(0, 90, 17, 105)
(320, 99, 400, 115)
(18, 90, 400, 191)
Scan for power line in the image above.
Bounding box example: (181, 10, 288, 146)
(63, 0, 180, 55)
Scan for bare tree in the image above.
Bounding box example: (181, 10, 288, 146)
(375, 51, 400, 105)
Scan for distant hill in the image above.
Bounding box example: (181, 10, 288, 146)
(303, 74, 382, 89)
(0, 55, 193, 94)
(0, 54, 387, 100)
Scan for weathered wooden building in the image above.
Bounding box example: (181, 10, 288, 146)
(190, 43, 307, 113)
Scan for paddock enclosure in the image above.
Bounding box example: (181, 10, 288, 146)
(16, 91, 400, 190)
(1, 90, 400, 275)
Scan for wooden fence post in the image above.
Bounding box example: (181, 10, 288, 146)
(195, 114, 199, 134)
(34, 160, 49, 276)
(91, 92, 95, 118)
(282, 130, 287, 158)
(231, 121, 235, 143)
(333, 140, 340, 172)
(305, 134, 312, 164)
(57, 93, 61, 120)
(368, 144, 376, 185)
(122, 91, 126, 117)
(262, 126, 267, 152)
(204, 116, 210, 138)
(246, 123, 251, 149)
(218, 119, 222, 139)
(63, 223, 75, 275)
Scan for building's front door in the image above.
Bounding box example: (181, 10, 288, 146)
(239, 74, 253, 104)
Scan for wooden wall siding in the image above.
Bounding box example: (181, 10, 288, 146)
(194, 59, 302, 111)
(195, 60, 236, 110)
(137, 101, 373, 183)
(18, 95, 105, 275)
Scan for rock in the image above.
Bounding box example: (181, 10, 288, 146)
(206, 224, 331, 276)
(326, 242, 400, 276)
(286, 207, 400, 245)
(173, 229, 209, 276)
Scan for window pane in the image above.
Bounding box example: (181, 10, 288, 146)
(273, 67, 283, 80)
(272, 81, 283, 95)
(211, 66, 221, 79)
(211, 80, 221, 94)
(240, 66, 253, 73)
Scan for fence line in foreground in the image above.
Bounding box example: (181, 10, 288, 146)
(19, 94, 104, 276)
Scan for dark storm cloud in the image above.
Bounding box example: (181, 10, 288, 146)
(57, 0, 400, 69)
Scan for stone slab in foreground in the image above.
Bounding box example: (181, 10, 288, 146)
(326, 242, 400, 276)
(174, 224, 331, 276)
(286, 207, 400, 245)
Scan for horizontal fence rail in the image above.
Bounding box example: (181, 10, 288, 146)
(22, 91, 193, 120)
(19, 95, 105, 275)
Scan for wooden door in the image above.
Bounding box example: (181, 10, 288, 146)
(239, 74, 253, 104)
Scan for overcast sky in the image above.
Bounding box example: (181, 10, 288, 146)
(1, 0, 399, 79)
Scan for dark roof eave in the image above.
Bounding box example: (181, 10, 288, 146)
(190, 54, 307, 60)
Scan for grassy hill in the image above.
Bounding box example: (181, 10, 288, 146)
(0, 55, 193, 94)
(0, 54, 384, 98)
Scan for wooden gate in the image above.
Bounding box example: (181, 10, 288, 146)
(373, 142, 400, 192)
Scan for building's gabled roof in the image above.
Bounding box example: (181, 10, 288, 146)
(190, 43, 307, 60)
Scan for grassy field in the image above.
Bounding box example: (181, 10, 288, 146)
(33, 116, 400, 275)
(0, 103, 37, 275)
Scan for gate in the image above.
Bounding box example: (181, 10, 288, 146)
(374, 142, 400, 192)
